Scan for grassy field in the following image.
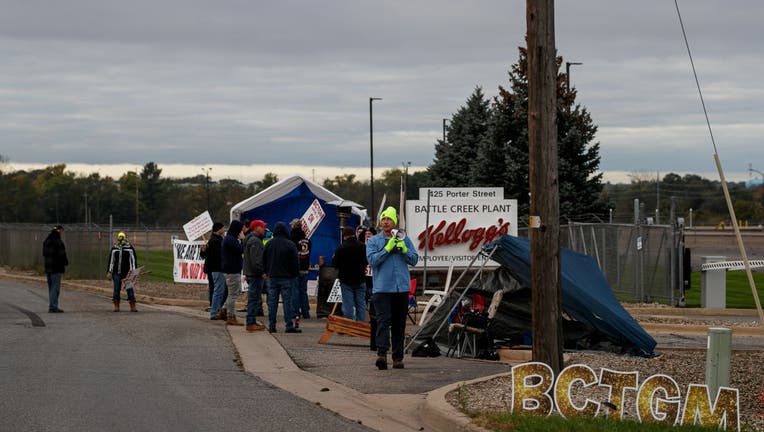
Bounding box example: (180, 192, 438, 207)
(685, 270, 764, 309)
(476, 412, 720, 432)
(139, 249, 176, 283)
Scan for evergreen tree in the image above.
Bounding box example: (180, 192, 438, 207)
(428, 87, 491, 187)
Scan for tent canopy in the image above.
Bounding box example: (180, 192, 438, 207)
(416, 235, 657, 357)
(229, 175, 365, 267)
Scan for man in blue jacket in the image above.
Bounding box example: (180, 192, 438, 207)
(263, 221, 300, 333)
(366, 207, 418, 370)
(220, 220, 245, 326)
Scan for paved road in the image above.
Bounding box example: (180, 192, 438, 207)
(0, 279, 370, 432)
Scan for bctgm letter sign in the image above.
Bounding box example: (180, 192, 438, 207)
(405, 187, 517, 268)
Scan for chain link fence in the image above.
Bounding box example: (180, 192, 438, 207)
(0, 223, 183, 279)
(519, 222, 682, 305)
(3, 222, 682, 304)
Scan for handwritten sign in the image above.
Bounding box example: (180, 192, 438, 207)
(183, 211, 213, 241)
(172, 238, 207, 284)
(124, 266, 144, 291)
(300, 199, 325, 239)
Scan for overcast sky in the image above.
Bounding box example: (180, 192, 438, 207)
(1, 1, 763, 183)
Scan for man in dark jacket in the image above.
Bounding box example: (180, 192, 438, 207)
(202, 222, 227, 319)
(263, 221, 300, 333)
(107, 231, 139, 312)
(42, 224, 68, 313)
(243, 220, 267, 332)
(332, 226, 368, 321)
(221, 220, 245, 326)
(289, 218, 312, 324)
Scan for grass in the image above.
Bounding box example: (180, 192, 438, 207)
(476, 412, 722, 432)
(684, 271, 764, 309)
(139, 249, 175, 283)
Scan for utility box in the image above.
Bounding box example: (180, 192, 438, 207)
(700, 256, 726, 308)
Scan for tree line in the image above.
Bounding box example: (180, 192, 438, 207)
(1, 48, 762, 227)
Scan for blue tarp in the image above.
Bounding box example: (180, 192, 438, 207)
(229, 175, 363, 268)
(487, 235, 657, 356)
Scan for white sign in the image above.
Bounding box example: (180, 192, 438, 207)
(300, 199, 325, 239)
(183, 211, 213, 241)
(124, 266, 144, 291)
(406, 187, 517, 268)
(172, 238, 208, 284)
(327, 279, 343, 303)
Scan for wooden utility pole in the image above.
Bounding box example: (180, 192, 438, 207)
(527, 0, 563, 373)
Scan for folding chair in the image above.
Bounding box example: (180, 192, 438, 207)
(406, 279, 418, 324)
(417, 259, 455, 326)
(447, 290, 504, 358)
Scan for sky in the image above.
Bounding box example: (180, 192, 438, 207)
(2, 1, 764, 185)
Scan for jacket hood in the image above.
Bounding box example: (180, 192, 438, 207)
(273, 221, 290, 237)
(227, 220, 243, 237)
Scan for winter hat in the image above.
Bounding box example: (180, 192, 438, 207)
(117, 232, 126, 239)
(227, 220, 243, 237)
(379, 206, 398, 225)
(212, 222, 225, 232)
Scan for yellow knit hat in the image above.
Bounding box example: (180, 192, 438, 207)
(379, 206, 398, 225)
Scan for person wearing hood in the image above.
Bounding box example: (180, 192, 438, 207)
(107, 231, 139, 312)
(220, 219, 245, 326)
(366, 207, 418, 370)
(42, 224, 68, 313)
(289, 218, 312, 324)
(263, 221, 300, 333)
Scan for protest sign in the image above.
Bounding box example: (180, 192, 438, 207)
(183, 211, 213, 241)
(299, 199, 325, 239)
(172, 238, 207, 284)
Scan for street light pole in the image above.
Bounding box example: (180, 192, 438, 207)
(565, 61, 583, 94)
(442, 118, 449, 143)
(370, 97, 382, 221)
(202, 167, 212, 211)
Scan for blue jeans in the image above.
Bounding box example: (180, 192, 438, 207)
(341, 282, 367, 322)
(292, 272, 310, 319)
(267, 277, 295, 330)
(209, 272, 227, 318)
(245, 275, 264, 326)
(373, 292, 408, 361)
(112, 273, 136, 302)
(46, 272, 62, 310)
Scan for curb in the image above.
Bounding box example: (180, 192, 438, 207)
(421, 372, 512, 432)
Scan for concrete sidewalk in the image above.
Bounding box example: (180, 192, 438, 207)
(165, 304, 509, 432)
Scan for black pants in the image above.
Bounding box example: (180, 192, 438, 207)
(373, 292, 408, 361)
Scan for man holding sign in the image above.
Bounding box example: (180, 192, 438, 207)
(107, 231, 139, 312)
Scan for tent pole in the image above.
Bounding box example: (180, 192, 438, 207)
(405, 246, 497, 352)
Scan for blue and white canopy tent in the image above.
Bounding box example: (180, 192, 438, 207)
(229, 175, 366, 268)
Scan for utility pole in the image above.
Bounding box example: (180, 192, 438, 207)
(527, 0, 563, 373)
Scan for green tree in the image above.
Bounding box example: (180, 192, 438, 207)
(428, 87, 491, 187)
(255, 172, 279, 192)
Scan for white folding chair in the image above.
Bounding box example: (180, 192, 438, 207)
(417, 259, 455, 326)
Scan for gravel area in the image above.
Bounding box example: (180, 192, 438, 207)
(446, 349, 764, 431)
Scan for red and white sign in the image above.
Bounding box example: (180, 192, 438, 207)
(299, 199, 325, 239)
(406, 187, 517, 268)
(183, 211, 213, 241)
(172, 238, 207, 284)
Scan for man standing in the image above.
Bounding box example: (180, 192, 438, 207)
(263, 221, 300, 333)
(221, 220, 245, 326)
(243, 220, 267, 332)
(202, 222, 227, 319)
(366, 207, 418, 370)
(332, 226, 367, 322)
(290, 218, 312, 324)
(107, 231, 139, 312)
(42, 224, 68, 313)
